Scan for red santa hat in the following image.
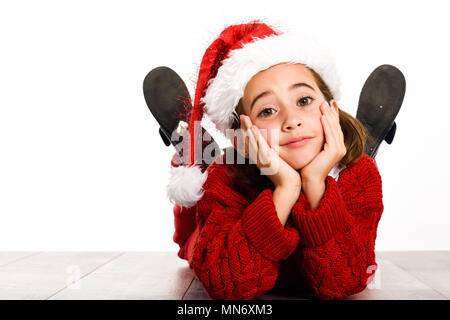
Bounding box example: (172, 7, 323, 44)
(167, 20, 341, 208)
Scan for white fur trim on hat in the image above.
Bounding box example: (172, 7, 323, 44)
(166, 164, 208, 208)
(201, 32, 341, 135)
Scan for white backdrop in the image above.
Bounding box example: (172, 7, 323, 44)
(0, 0, 449, 251)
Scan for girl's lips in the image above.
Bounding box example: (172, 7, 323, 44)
(283, 138, 312, 148)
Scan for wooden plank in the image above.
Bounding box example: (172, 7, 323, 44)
(1, 251, 448, 300)
(184, 277, 313, 300)
(346, 257, 447, 300)
(50, 252, 194, 300)
(0, 252, 42, 267)
(184, 257, 447, 300)
(375, 251, 450, 299)
(183, 277, 210, 300)
(0, 252, 122, 299)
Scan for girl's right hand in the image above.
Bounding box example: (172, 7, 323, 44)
(234, 115, 302, 191)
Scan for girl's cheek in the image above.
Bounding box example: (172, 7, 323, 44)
(312, 113, 324, 133)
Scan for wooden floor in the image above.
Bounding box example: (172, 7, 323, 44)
(0, 251, 449, 300)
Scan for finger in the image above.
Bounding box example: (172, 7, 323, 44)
(251, 126, 271, 166)
(242, 125, 256, 159)
(322, 103, 341, 140)
(321, 103, 346, 156)
(240, 115, 249, 131)
(329, 116, 342, 148)
(320, 101, 334, 127)
(242, 115, 253, 130)
(327, 112, 340, 138)
(238, 115, 253, 157)
(326, 107, 343, 142)
(325, 114, 345, 157)
(322, 114, 338, 148)
(323, 101, 340, 127)
(234, 127, 250, 158)
(319, 101, 327, 115)
(246, 126, 259, 163)
(337, 121, 344, 142)
(330, 112, 344, 143)
(234, 132, 247, 158)
(331, 105, 339, 122)
(323, 101, 338, 124)
(239, 115, 247, 130)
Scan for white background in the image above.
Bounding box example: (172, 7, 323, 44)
(0, 0, 449, 251)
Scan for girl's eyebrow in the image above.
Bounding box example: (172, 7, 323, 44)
(250, 82, 316, 110)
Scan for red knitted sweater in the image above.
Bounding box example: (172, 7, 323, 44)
(172, 153, 383, 300)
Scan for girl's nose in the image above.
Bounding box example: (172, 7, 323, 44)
(284, 121, 302, 131)
(282, 110, 302, 131)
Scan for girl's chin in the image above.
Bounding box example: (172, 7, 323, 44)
(283, 155, 314, 170)
(283, 156, 315, 171)
(280, 143, 321, 170)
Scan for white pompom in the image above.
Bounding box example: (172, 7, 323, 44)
(166, 165, 208, 208)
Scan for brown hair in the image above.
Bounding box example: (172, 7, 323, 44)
(224, 65, 367, 192)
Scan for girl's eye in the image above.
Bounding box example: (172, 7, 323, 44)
(297, 96, 313, 107)
(258, 107, 276, 118)
(257, 96, 313, 117)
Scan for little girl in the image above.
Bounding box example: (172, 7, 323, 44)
(168, 20, 383, 300)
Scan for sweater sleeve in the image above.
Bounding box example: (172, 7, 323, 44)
(290, 157, 383, 300)
(172, 204, 198, 260)
(190, 186, 299, 300)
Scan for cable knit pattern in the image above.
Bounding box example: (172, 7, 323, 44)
(188, 163, 299, 300)
(173, 153, 383, 300)
(290, 153, 383, 299)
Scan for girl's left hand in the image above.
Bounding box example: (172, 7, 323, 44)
(300, 100, 347, 183)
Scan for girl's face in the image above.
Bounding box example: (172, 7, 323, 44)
(241, 63, 338, 170)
